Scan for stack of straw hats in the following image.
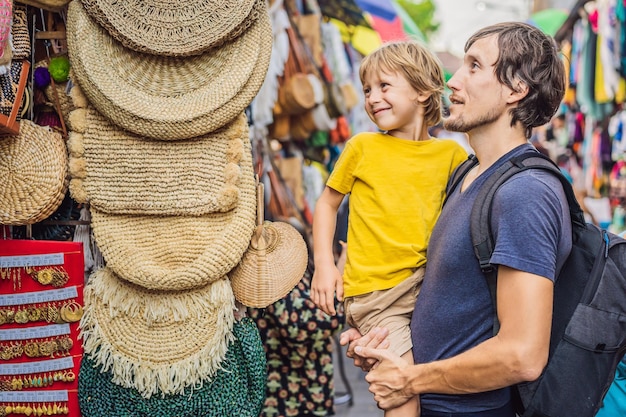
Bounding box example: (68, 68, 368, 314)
(63, 0, 273, 407)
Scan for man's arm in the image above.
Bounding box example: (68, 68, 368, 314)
(358, 266, 553, 409)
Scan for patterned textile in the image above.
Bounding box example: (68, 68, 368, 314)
(249, 270, 345, 417)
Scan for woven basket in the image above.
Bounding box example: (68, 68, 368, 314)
(66, 0, 272, 140)
(89, 135, 257, 291)
(69, 108, 248, 216)
(80, 268, 237, 398)
(78, 317, 266, 415)
(0, 120, 68, 225)
(79, 0, 258, 57)
(230, 182, 308, 308)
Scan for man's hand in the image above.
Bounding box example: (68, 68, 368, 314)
(340, 327, 390, 371)
(356, 346, 414, 410)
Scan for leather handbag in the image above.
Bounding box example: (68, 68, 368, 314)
(276, 26, 315, 115)
(0, 59, 30, 135)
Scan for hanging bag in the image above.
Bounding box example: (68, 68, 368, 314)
(230, 179, 308, 308)
(276, 26, 315, 116)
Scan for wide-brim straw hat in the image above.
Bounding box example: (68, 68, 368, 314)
(89, 133, 257, 291)
(66, 0, 273, 140)
(79, 0, 258, 57)
(0, 120, 68, 225)
(80, 267, 236, 398)
(68, 108, 248, 216)
(230, 183, 309, 308)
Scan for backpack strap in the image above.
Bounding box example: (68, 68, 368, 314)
(443, 154, 479, 207)
(470, 150, 586, 334)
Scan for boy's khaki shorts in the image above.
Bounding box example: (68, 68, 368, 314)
(344, 267, 424, 357)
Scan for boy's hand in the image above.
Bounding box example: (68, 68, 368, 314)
(341, 327, 390, 371)
(311, 262, 343, 316)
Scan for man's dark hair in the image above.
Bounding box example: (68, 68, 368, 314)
(465, 22, 566, 139)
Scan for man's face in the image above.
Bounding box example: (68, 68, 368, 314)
(443, 35, 510, 134)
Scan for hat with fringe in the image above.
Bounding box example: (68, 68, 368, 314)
(80, 267, 237, 398)
(78, 0, 258, 57)
(0, 120, 68, 225)
(78, 317, 266, 413)
(67, 107, 247, 216)
(89, 132, 257, 291)
(66, 0, 272, 140)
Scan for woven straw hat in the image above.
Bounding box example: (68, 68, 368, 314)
(78, 318, 266, 413)
(80, 267, 236, 398)
(230, 182, 308, 308)
(89, 133, 257, 291)
(68, 108, 248, 216)
(0, 120, 68, 225)
(66, 0, 272, 140)
(79, 0, 258, 57)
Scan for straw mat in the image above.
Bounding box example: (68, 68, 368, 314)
(90, 134, 257, 291)
(66, 0, 272, 140)
(0, 120, 68, 225)
(79, 0, 258, 57)
(80, 267, 236, 398)
(69, 108, 247, 216)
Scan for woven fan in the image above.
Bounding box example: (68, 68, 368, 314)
(230, 180, 308, 308)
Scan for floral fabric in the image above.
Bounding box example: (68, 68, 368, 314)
(249, 270, 344, 417)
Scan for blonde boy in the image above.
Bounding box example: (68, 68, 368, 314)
(311, 40, 468, 417)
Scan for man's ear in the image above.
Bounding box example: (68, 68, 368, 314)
(506, 79, 529, 104)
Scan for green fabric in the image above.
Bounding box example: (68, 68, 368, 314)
(78, 317, 267, 417)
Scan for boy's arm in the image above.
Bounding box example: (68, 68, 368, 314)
(311, 186, 345, 316)
(356, 266, 553, 409)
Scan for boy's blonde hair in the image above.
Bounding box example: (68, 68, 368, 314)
(359, 40, 445, 127)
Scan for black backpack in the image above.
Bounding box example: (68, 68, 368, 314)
(446, 151, 626, 417)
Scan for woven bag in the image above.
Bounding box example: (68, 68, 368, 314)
(11, 5, 30, 60)
(230, 181, 308, 308)
(78, 317, 267, 417)
(0, 59, 30, 135)
(276, 26, 315, 115)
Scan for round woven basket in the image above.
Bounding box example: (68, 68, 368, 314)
(90, 135, 257, 291)
(78, 317, 266, 414)
(66, 0, 272, 140)
(79, 0, 258, 57)
(70, 109, 247, 216)
(230, 183, 308, 308)
(80, 268, 237, 398)
(0, 120, 68, 225)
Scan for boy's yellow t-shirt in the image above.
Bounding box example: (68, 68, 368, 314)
(327, 132, 467, 297)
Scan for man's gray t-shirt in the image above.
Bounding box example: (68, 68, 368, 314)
(411, 144, 572, 413)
